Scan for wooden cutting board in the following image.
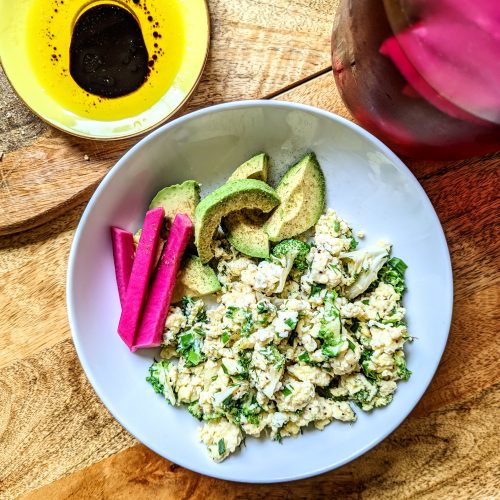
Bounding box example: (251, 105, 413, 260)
(0, 0, 337, 236)
(2, 0, 499, 497)
(1, 73, 499, 499)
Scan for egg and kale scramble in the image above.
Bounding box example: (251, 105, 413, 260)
(140, 153, 411, 462)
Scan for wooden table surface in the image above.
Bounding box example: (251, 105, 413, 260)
(1, 0, 499, 498)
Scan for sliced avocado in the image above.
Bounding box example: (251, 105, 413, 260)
(263, 153, 325, 242)
(227, 153, 269, 182)
(171, 256, 221, 303)
(223, 211, 270, 259)
(149, 180, 200, 222)
(195, 179, 280, 263)
(223, 154, 271, 258)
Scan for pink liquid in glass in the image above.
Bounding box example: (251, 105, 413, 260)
(331, 0, 500, 159)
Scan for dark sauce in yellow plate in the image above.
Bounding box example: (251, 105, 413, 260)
(70, 4, 149, 98)
(26, 0, 185, 121)
(0, 0, 209, 138)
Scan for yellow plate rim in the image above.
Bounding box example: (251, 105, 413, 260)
(0, 0, 210, 141)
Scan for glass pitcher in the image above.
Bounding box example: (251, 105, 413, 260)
(331, 0, 500, 159)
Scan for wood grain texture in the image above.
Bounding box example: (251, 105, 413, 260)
(22, 385, 500, 500)
(0, 202, 85, 370)
(1, 54, 500, 500)
(0, 0, 338, 236)
(0, 340, 136, 499)
(275, 70, 349, 118)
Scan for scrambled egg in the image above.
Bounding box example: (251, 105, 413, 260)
(148, 209, 411, 462)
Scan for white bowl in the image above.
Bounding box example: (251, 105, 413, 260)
(67, 100, 453, 483)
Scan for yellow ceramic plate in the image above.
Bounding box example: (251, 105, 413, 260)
(0, 0, 209, 139)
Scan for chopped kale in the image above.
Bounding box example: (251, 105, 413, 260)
(257, 301, 270, 314)
(177, 328, 206, 367)
(260, 344, 285, 370)
(288, 329, 298, 346)
(378, 256, 408, 295)
(226, 306, 239, 319)
(241, 312, 254, 337)
(180, 296, 195, 315)
(231, 350, 252, 381)
(187, 401, 203, 420)
(360, 349, 380, 381)
(180, 296, 208, 324)
(146, 359, 177, 405)
(350, 318, 360, 334)
(220, 391, 262, 425)
(395, 354, 412, 381)
(318, 291, 344, 358)
(310, 283, 325, 297)
(298, 352, 310, 363)
(218, 438, 225, 456)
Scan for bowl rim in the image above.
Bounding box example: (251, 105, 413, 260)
(66, 99, 453, 483)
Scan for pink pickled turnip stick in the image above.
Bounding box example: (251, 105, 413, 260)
(110, 227, 135, 307)
(117, 207, 165, 349)
(133, 213, 193, 351)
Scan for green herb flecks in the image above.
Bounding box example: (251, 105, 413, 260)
(221, 331, 231, 345)
(146, 359, 177, 405)
(234, 350, 252, 380)
(177, 328, 206, 367)
(226, 306, 239, 319)
(378, 257, 408, 295)
(257, 301, 270, 314)
(298, 352, 310, 363)
(181, 296, 208, 324)
(350, 318, 360, 333)
(187, 401, 203, 420)
(241, 312, 254, 337)
(360, 349, 380, 381)
(395, 352, 412, 381)
(218, 438, 225, 456)
(310, 283, 325, 297)
(260, 344, 285, 370)
(221, 391, 262, 425)
(318, 291, 345, 358)
(316, 386, 349, 402)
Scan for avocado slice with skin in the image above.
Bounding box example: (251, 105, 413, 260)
(263, 153, 325, 241)
(149, 180, 200, 222)
(227, 153, 269, 182)
(171, 255, 221, 303)
(195, 179, 280, 263)
(223, 153, 271, 258)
